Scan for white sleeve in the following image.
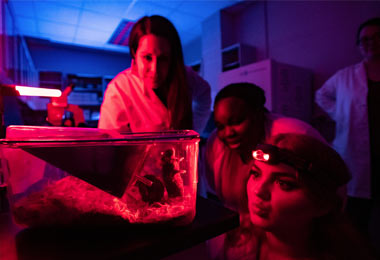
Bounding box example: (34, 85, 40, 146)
(186, 67, 212, 134)
(203, 130, 220, 196)
(315, 73, 338, 121)
(98, 78, 130, 132)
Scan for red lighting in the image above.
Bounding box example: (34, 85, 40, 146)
(15, 85, 62, 97)
(252, 150, 270, 162)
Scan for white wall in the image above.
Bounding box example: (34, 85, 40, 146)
(235, 1, 380, 89)
(183, 36, 202, 66)
(26, 37, 131, 77)
(202, 0, 380, 118)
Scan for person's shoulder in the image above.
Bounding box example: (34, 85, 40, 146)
(206, 129, 227, 152)
(112, 68, 134, 82)
(107, 68, 140, 91)
(206, 129, 220, 146)
(332, 62, 363, 78)
(185, 66, 197, 77)
(185, 66, 209, 84)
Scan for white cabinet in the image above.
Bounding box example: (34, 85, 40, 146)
(219, 59, 313, 122)
(221, 43, 256, 72)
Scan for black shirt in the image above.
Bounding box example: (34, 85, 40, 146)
(367, 79, 380, 198)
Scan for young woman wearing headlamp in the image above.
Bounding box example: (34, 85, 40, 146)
(246, 133, 375, 260)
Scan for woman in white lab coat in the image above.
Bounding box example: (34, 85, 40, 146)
(315, 17, 380, 241)
(99, 15, 211, 133)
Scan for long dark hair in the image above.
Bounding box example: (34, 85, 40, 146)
(129, 15, 192, 130)
(269, 133, 375, 259)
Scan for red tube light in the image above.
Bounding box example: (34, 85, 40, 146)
(15, 85, 62, 97)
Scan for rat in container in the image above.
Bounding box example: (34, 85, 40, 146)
(161, 148, 185, 198)
(136, 175, 165, 204)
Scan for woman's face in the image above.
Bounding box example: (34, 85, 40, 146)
(214, 97, 260, 151)
(358, 25, 380, 61)
(247, 160, 324, 232)
(134, 34, 171, 89)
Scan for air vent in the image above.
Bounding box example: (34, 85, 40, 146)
(108, 19, 135, 46)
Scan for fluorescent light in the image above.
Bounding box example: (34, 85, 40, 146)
(15, 85, 62, 97)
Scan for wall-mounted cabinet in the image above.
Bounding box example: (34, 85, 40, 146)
(219, 59, 313, 122)
(39, 71, 62, 89)
(221, 43, 256, 72)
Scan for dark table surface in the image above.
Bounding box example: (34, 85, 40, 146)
(0, 196, 239, 260)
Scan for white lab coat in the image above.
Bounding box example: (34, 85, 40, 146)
(316, 61, 371, 199)
(98, 66, 211, 133)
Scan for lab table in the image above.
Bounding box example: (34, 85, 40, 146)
(0, 196, 239, 260)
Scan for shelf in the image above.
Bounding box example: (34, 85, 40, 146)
(221, 43, 256, 72)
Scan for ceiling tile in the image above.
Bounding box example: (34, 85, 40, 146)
(178, 0, 237, 17)
(124, 1, 172, 20)
(38, 20, 76, 38)
(34, 1, 81, 25)
(15, 16, 38, 35)
(8, 0, 237, 52)
(153, 1, 183, 10)
(168, 10, 202, 32)
(83, 0, 132, 18)
(79, 10, 121, 32)
(75, 27, 112, 43)
(61, 0, 85, 8)
(8, 0, 36, 18)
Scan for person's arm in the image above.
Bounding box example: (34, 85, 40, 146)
(98, 80, 131, 132)
(315, 75, 338, 121)
(186, 68, 212, 134)
(203, 130, 219, 198)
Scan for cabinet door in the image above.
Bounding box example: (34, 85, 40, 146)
(218, 59, 274, 110)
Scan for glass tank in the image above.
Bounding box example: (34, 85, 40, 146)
(1, 126, 200, 227)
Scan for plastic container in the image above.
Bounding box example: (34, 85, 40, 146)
(1, 126, 200, 227)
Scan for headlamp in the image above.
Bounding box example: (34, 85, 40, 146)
(252, 144, 313, 172)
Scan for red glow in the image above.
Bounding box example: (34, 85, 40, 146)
(15, 85, 62, 97)
(12, 176, 194, 227)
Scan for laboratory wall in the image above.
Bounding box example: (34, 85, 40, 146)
(201, 1, 380, 102)
(26, 37, 131, 77)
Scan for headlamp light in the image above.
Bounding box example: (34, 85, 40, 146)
(252, 144, 313, 172)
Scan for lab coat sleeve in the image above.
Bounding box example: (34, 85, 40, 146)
(315, 74, 338, 121)
(203, 130, 219, 196)
(186, 67, 212, 134)
(98, 80, 131, 132)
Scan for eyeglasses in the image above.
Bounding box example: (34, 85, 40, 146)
(357, 32, 380, 46)
(252, 144, 313, 172)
